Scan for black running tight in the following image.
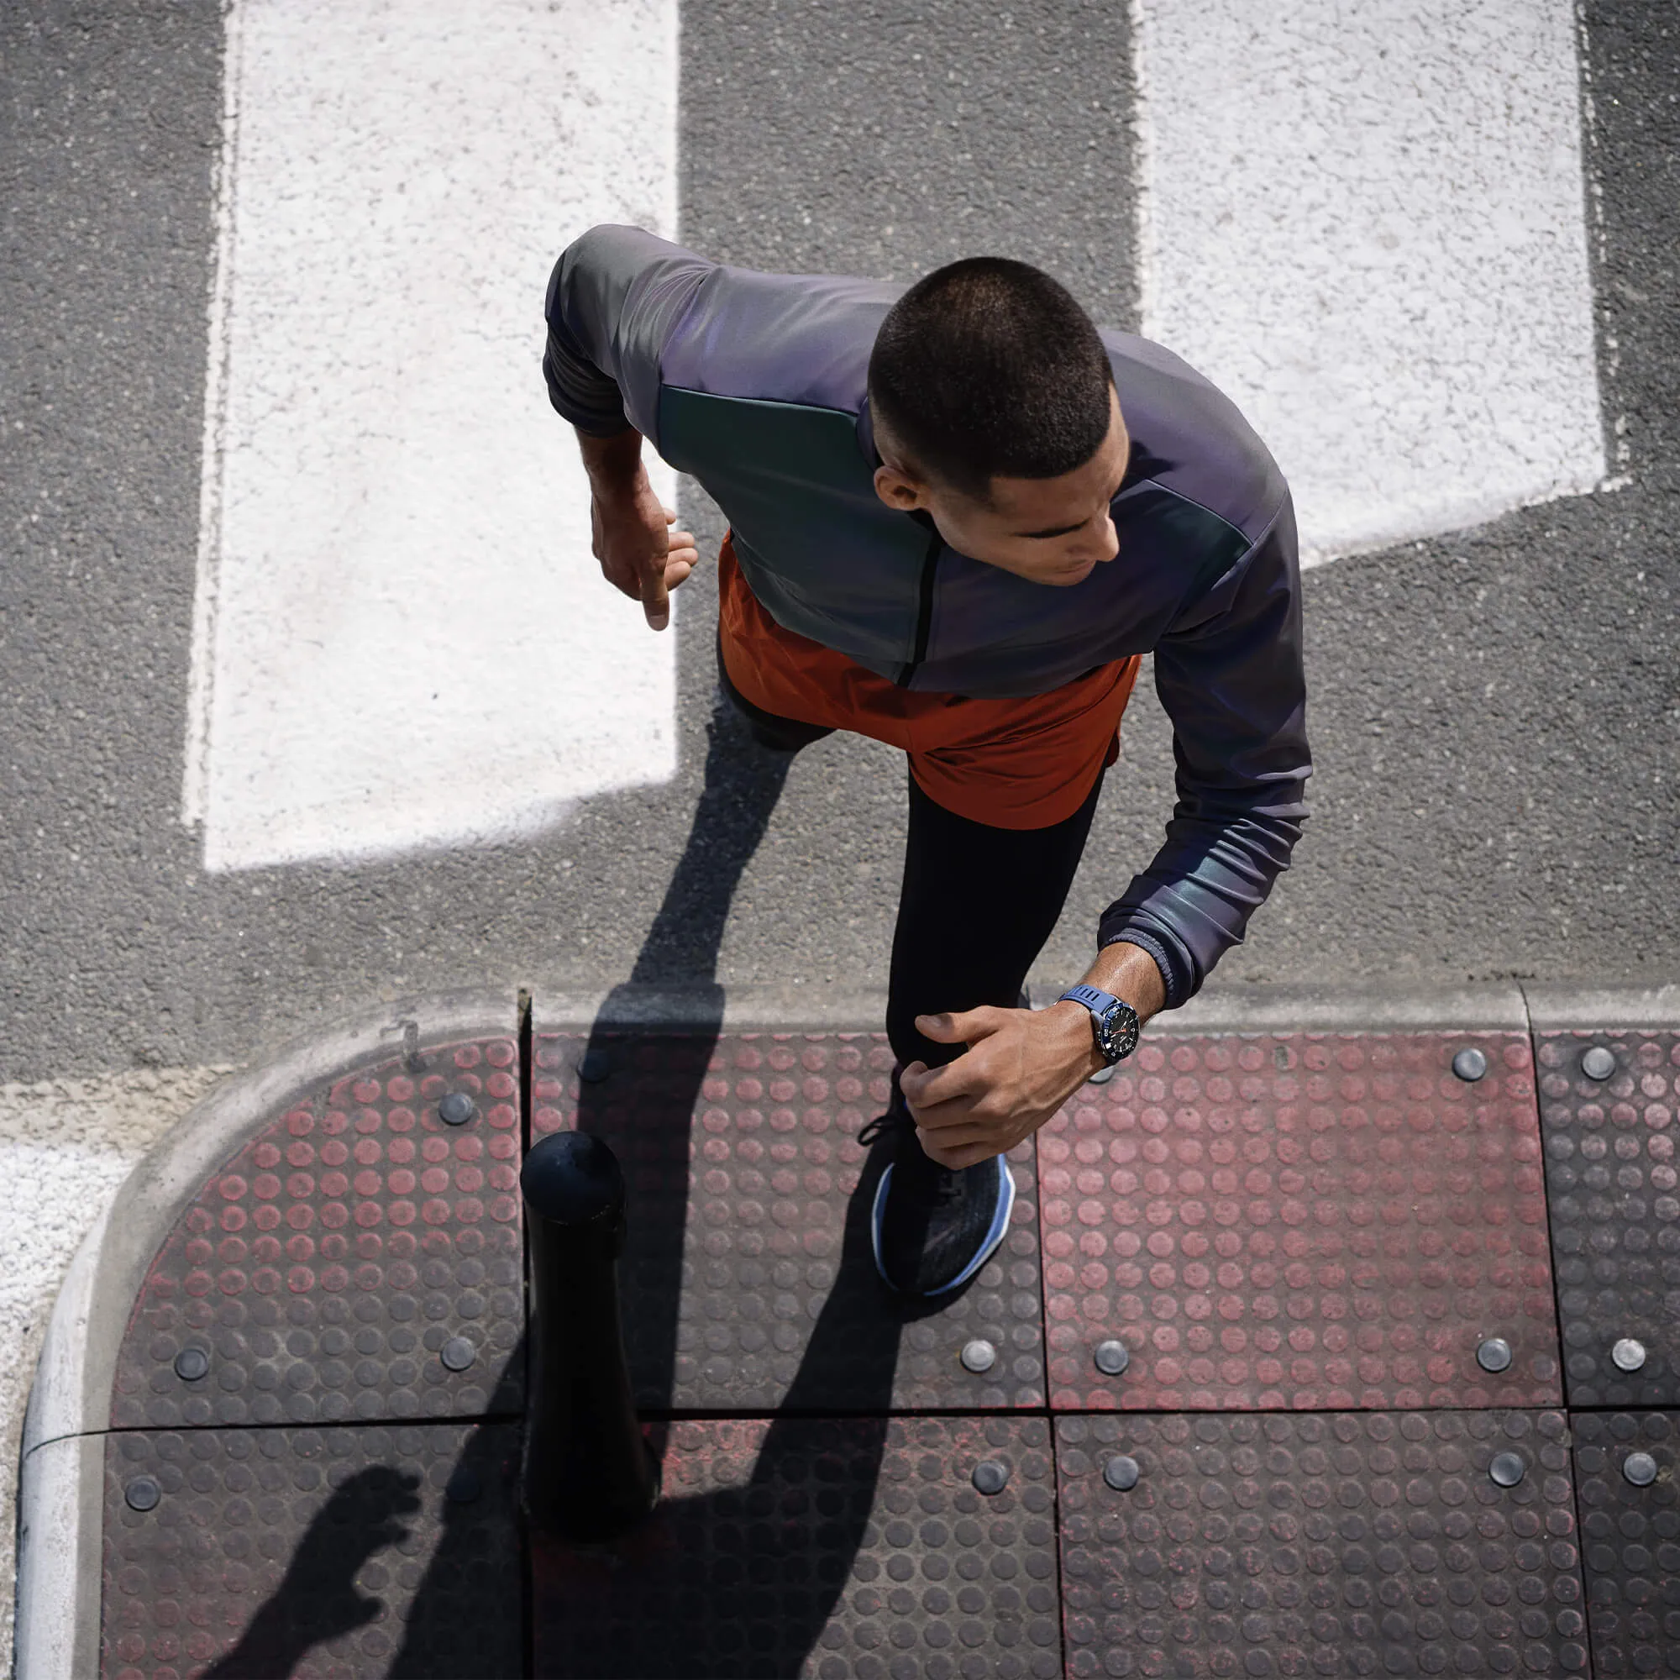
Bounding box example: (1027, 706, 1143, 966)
(716, 647, 1103, 1072)
(886, 767, 1103, 1070)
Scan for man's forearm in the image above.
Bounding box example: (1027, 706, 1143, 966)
(576, 424, 644, 496)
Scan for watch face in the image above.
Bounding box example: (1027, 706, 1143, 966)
(1097, 1001, 1140, 1062)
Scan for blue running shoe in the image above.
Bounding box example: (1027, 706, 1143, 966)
(859, 1099, 1016, 1296)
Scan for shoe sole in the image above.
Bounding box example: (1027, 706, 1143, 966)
(869, 1155, 1017, 1297)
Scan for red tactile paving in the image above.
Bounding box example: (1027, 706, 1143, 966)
(531, 1415, 1061, 1679)
(1038, 1033, 1559, 1412)
(1056, 1409, 1587, 1679)
(1536, 1030, 1680, 1406)
(533, 1031, 1045, 1412)
(101, 1422, 521, 1679)
(112, 1038, 524, 1427)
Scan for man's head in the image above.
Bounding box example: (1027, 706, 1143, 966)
(867, 257, 1128, 586)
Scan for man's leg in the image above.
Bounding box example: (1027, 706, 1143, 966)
(868, 766, 1105, 1297)
(886, 767, 1105, 1069)
(715, 634, 837, 754)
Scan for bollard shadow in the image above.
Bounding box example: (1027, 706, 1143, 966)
(530, 1149, 952, 1677)
(202, 1465, 422, 1679)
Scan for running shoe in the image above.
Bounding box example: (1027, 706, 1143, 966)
(859, 1096, 1015, 1296)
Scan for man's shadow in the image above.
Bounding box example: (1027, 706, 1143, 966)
(205, 690, 946, 1677)
(524, 690, 952, 1675)
(203, 1467, 423, 1678)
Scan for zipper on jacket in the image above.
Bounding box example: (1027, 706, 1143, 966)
(895, 530, 944, 687)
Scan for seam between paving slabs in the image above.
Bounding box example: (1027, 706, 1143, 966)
(516, 987, 536, 1680)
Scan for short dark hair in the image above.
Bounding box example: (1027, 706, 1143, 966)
(867, 257, 1113, 501)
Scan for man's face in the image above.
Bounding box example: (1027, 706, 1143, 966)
(872, 386, 1129, 586)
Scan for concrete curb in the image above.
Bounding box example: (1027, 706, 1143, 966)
(1523, 981, 1680, 1032)
(12, 977, 1677, 1677)
(537, 979, 1544, 1033)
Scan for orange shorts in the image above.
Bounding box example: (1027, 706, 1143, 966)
(717, 534, 1141, 830)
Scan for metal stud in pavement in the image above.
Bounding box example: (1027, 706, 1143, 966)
(960, 1338, 997, 1374)
(578, 1046, 612, 1083)
(1623, 1452, 1659, 1487)
(1452, 1047, 1488, 1082)
(971, 1460, 1009, 1495)
(1103, 1454, 1140, 1492)
(1611, 1337, 1647, 1373)
(1093, 1339, 1129, 1376)
(1476, 1337, 1513, 1373)
(172, 1346, 209, 1382)
(1489, 1451, 1526, 1487)
(441, 1335, 477, 1372)
(124, 1476, 161, 1513)
(1581, 1045, 1616, 1081)
(438, 1091, 476, 1126)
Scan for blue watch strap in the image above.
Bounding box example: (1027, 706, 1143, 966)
(1060, 984, 1118, 1014)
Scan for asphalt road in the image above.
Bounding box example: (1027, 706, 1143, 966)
(0, 0, 1675, 1084)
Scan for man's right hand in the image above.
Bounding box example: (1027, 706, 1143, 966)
(577, 426, 697, 632)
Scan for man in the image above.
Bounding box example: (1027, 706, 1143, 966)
(544, 227, 1309, 1299)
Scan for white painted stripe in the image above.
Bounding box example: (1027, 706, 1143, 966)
(1133, 0, 1606, 567)
(184, 0, 678, 871)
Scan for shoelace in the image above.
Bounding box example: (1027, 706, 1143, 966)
(856, 1108, 908, 1147)
(857, 1107, 964, 1204)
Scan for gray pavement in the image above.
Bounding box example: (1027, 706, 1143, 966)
(0, 0, 1675, 1088)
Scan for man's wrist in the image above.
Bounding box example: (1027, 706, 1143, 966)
(1044, 998, 1109, 1084)
(1080, 941, 1167, 1025)
(576, 424, 645, 499)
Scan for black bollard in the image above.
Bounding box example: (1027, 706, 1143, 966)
(520, 1130, 659, 1541)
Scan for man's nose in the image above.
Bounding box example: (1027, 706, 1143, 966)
(1073, 515, 1119, 564)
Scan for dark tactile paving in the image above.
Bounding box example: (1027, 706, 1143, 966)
(1039, 1033, 1558, 1412)
(533, 1031, 1044, 1411)
(113, 1038, 524, 1427)
(1056, 1410, 1587, 1679)
(1573, 1411, 1680, 1676)
(100, 1422, 521, 1679)
(531, 1415, 1061, 1679)
(1537, 1031, 1680, 1405)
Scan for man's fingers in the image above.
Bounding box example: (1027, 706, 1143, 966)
(663, 557, 695, 592)
(901, 1055, 989, 1114)
(640, 555, 671, 631)
(917, 1127, 999, 1170)
(914, 1007, 1008, 1046)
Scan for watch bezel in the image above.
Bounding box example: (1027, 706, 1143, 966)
(1092, 997, 1140, 1063)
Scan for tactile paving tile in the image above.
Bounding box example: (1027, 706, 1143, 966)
(531, 1415, 1061, 1679)
(1056, 1410, 1587, 1679)
(1038, 1033, 1558, 1412)
(100, 1422, 521, 1679)
(533, 1031, 1044, 1411)
(1572, 1410, 1680, 1676)
(1536, 1030, 1680, 1405)
(112, 1038, 524, 1427)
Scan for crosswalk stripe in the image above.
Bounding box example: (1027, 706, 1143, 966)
(182, 0, 678, 871)
(1133, 0, 1607, 567)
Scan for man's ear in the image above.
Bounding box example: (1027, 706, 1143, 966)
(873, 461, 927, 512)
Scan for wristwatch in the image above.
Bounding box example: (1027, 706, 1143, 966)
(1058, 985, 1141, 1065)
